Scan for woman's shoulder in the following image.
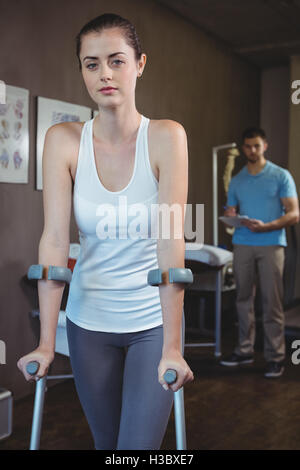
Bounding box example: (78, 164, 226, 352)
(148, 118, 187, 146)
(148, 118, 186, 134)
(147, 118, 188, 173)
(43, 121, 86, 171)
(45, 120, 85, 143)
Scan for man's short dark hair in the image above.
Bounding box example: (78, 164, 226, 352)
(242, 127, 266, 142)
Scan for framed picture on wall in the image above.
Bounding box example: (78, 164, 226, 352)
(0, 85, 29, 184)
(36, 96, 92, 190)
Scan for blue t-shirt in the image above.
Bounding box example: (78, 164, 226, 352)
(227, 160, 298, 246)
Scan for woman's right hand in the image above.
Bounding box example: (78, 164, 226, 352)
(17, 347, 55, 382)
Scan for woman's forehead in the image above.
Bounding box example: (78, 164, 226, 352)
(81, 29, 130, 56)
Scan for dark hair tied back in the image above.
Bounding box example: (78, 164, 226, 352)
(75, 13, 142, 71)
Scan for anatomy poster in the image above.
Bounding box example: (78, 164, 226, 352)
(36, 97, 92, 190)
(0, 85, 29, 183)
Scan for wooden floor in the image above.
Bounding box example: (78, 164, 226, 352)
(1, 325, 300, 450)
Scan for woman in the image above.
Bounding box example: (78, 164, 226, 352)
(18, 13, 194, 450)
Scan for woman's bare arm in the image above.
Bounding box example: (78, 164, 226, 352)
(36, 123, 74, 354)
(155, 120, 194, 391)
(18, 123, 75, 380)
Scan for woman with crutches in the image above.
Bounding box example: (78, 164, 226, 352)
(17, 13, 194, 450)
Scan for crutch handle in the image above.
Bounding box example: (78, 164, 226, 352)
(164, 369, 177, 385)
(26, 361, 40, 376)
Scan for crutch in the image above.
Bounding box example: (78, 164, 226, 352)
(26, 264, 73, 450)
(27, 265, 193, 450)
(26, 361, 46, 450)
(148, 267, 193, 450)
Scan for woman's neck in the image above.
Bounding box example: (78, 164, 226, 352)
(93, 105, 141, 145)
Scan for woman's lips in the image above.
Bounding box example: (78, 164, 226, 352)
(99, 87, 117, 95)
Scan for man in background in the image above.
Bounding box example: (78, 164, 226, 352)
(220, 127, 299, 378)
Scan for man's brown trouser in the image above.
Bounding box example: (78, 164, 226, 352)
(233, 244, 285, 363)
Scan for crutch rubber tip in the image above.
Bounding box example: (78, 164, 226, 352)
(164, 369, 177, 385)
(26, 361, 40, 376)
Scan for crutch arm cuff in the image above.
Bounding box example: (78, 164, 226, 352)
(27, 264, 72, 283)
(147, 268, 193, 286)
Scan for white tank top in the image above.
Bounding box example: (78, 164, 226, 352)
(65, 115, 163, 332)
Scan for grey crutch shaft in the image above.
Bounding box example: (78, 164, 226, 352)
(164, 368, 187, 450)
(26, 360, 46, 450)
(29, 375, 47, 450)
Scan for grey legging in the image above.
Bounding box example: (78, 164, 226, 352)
(66, 317, 174, 450)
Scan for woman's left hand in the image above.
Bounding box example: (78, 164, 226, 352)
(158, 350, 194, 392)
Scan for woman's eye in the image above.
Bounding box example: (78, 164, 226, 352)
(112, 59, 124, 66)
(87, 63, 97, 70)
(86, 60, 124, 70)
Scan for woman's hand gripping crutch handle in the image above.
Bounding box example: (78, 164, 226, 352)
(164, 369, 177, 385)
(26, 361, 40, 376)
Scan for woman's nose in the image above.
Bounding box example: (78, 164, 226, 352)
(100, 64, 112, 82)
